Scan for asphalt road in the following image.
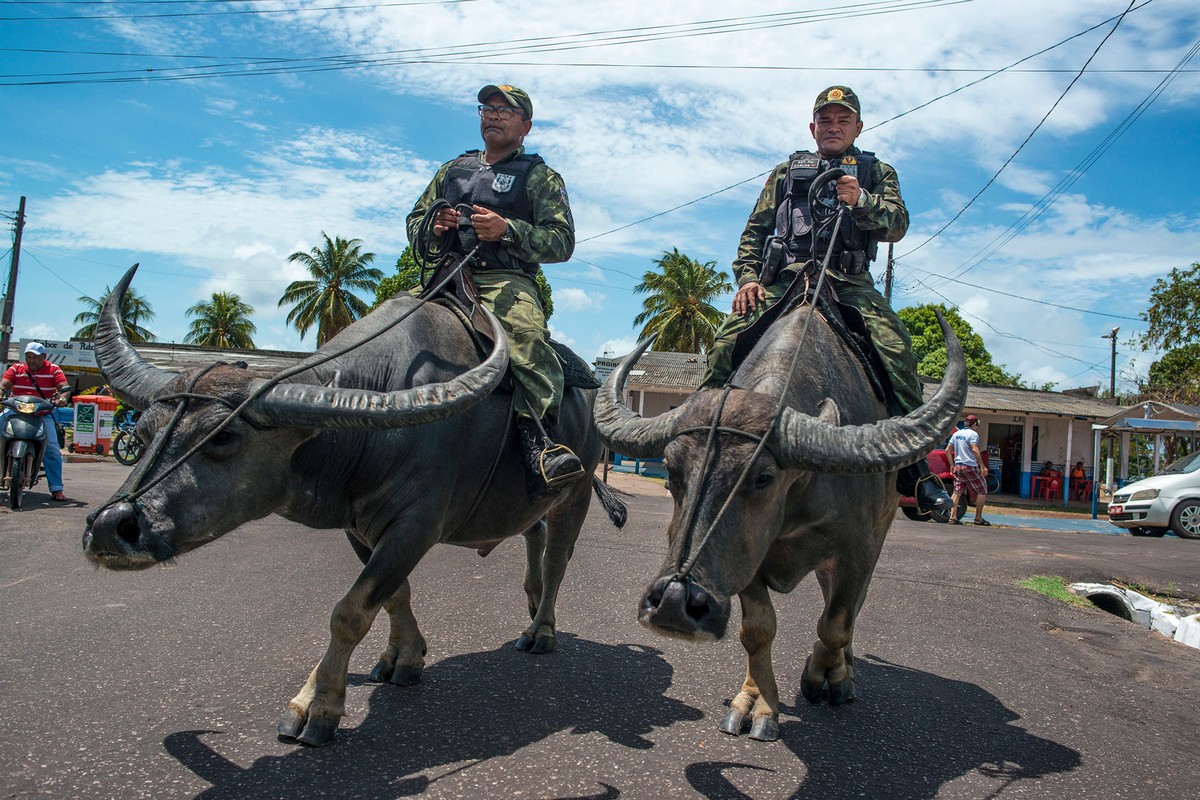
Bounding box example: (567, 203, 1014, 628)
(2, 462, 1198, 800)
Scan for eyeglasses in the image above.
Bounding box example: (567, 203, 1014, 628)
(478, 104, 526, 120)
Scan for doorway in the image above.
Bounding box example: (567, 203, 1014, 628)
(988, 423, 1024, 494)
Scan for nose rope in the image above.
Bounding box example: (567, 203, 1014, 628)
(672, 182, 848, 582)
(90, 240, 480, 522)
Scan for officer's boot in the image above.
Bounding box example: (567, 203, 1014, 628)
(517, 417, 584, 502)
(897, 459, 953, 516)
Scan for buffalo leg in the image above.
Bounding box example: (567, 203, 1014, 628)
(366, 579, 427, 685)
(721, 576, 781, 741)
(514, 479, 588, 653)
(801, 561, 869, 706)
(278, 532, 435, 747)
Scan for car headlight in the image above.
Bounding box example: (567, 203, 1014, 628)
(1128, 489, 1160, 502)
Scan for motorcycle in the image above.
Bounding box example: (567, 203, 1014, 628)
(111, 408, 144, 466)
(1, 394, 56, 510)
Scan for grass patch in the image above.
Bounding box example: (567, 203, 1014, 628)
(1017, 575, 1095, 608)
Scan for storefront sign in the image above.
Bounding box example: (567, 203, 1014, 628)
(17, 338, 98, 369)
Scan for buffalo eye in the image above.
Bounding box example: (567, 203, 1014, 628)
(752, 472, 775, 491)
(209, 430, 237, 447)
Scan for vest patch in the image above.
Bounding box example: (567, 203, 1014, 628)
(492, 173, 516, 193)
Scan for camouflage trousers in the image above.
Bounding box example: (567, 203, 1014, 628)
(702, 269, 923, 413)
(471, 269, 563, 423)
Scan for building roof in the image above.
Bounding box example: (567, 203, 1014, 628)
(920, 378, 1122, 420)
(595, 351, 706, 392)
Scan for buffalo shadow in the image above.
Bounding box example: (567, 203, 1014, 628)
(686, 654, 1081, 800)
(164, 634, 700, 799)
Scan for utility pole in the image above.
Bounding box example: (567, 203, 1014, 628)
(1100, 326, 1119, 403)
(883, 242, 894, 302)
(0, 196, 26, 366)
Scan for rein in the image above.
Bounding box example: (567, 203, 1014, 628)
(95, 208, 481, 520)
(670, 171, 850, 582)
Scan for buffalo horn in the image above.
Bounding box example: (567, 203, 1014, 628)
(593, 335, 687, 458)
(95, 264, 179, 411)
(771, 308, 968, 473)
(243, 304, 510, 430)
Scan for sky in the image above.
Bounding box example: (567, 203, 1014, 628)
(1, 0, 1198, 396)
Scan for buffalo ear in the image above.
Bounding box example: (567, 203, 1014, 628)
(816, 398, 841, 427)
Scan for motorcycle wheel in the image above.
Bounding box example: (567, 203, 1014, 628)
(9, 456, 23, 510)
(112, 432, 143, 466)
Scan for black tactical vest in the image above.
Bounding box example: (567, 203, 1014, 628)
(774, 149, 878, 272)
(442, 150, 544, 274)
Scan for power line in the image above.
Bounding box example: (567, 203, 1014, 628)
(0, 0, 975, 83)
(0, 0, 477, 21)
(899, 0, 1141, 259)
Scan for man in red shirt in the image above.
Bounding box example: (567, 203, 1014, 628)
(1, 342, 71, 500)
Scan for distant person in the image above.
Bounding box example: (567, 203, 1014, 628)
(946, 414, 989, 526)
(1041, 460, 1062, 499)
(1071, 461, 1088, 501)
(0, 342, 71, 500)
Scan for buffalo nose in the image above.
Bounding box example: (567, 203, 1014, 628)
(641, 576, 716, 635)
(86, 501, 142, 551)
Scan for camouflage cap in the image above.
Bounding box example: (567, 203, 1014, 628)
(813, 85, 861, 115)
(478, 84, 533, 119)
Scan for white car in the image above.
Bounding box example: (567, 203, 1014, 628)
(1107, 451, 1200, 539)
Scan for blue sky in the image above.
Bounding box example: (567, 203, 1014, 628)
(2, 0, 1198, 395)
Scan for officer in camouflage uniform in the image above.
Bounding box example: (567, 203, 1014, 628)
(701, 85, 952, 516)
(407, 84, 582, 500)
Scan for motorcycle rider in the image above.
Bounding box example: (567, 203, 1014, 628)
(1, 342, 71, 500)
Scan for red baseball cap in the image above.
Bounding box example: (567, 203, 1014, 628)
(965, 414, 979, 424)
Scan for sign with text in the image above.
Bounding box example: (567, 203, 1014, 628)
(18, 338, 98, 369)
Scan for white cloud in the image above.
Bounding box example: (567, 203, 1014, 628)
(555, 287, 602, 312)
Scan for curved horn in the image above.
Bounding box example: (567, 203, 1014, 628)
(95, 263, 179, 411)
(593, 335, 688, 459)
(771, 309, 968, 473)
(243, 304, 510, 430)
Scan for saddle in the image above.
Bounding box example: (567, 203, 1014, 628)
(727, 262, 897, 412)
(418, 254, 600, 392)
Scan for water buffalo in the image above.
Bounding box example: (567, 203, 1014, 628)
(594, 303, 966, 741)
(84, 264, 625, 747)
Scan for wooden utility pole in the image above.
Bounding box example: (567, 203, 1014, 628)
(883, 242, 894, 302)
(0, 196, 26, 366)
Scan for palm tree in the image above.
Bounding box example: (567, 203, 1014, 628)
(279, 233, 382, 346)
(74, 285, 157, 343)
(633, 248, 733, 353)
(184, 292, 257, 349)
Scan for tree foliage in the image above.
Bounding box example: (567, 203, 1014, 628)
(1141, 262, 1200, 352)
(897, 304, 1022, 387)
(372, 246, 555, 320)
(184, 292, 257, 349)
(1145, 344, 1200, 405)
(279, 232, 383, 346)
(74, 285, 157, 343)
(633, 248, 733, 353)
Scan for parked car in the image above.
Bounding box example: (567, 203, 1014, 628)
(1107, 451, 1200, 539)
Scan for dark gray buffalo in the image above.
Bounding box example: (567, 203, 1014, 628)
(595, 303, 966, 741)
(84, 265, 624, 747)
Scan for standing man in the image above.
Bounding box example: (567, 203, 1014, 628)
(700, 85, 951, 516)
(0, 342, 71, 500)
(946, 414, 989, 526)
(407, 84, 581, 501)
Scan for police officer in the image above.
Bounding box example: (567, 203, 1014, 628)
(701, 85, 951, 516)
(406, 84, 582, 501)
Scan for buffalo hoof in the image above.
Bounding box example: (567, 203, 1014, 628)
(748, 716, 780, 742)
(389, 664, 424, 686)
(367, 661, 390, 683)
(828, 678, 856, 706)
(276, 708, 306, 739)
(514, 628, 555, 654)
(296, 718, 338, 748)
(800, 656, 824, 704)
(719, 709, 748, 736)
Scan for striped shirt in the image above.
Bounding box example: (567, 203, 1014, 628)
(3, 362, 68, 398)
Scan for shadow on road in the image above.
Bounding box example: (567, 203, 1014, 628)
(164, 634, 700, 798)
(686, 654, 1081, 799)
